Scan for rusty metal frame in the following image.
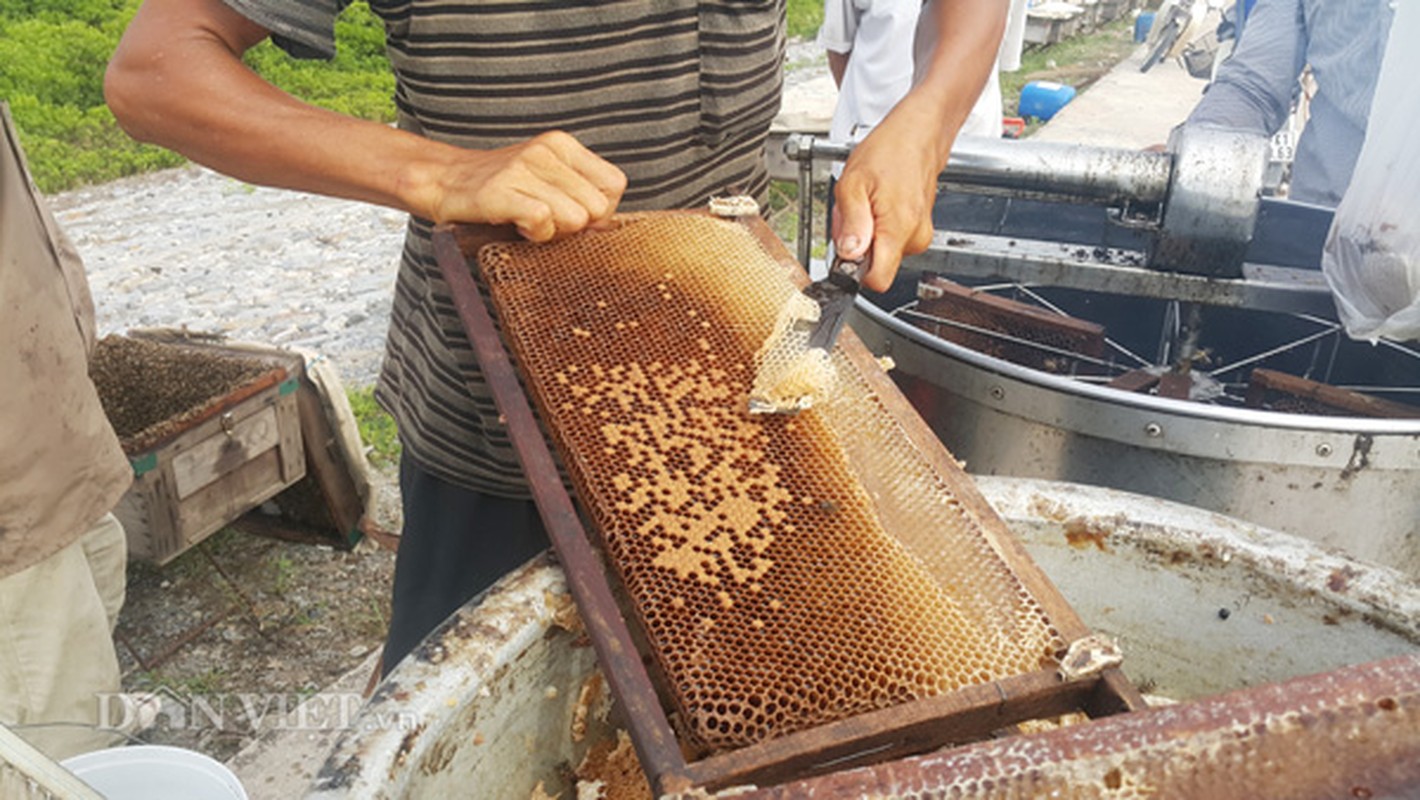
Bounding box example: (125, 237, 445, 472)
(717, 654, 1420, 798)
(433, 224, 689, 792)
(433, 219, 1143, 796)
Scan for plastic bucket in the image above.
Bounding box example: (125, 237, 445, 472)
(62, 745, 248, 799)
(1018, 80, 1077, 122)
(1134, 10, 1155, 42)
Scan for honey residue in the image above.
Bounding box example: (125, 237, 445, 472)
(574, 730, 652, 800)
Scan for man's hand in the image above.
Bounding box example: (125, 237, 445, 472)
(831, 99, 943, 292)
(414, 131, 627, 242)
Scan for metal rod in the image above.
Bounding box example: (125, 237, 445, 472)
(1010, 283, 1154, 369)
(896, 307, 1123, 372)
(785, 134, 1172, 209)
(1334, 385, 1420, 395)
(1157, 300, 1179, 366)
(1207, 323, 1342, 379)
(790, 135, 815, 267)
(1377, 336, 1420, 361)
(909, 234, 1335, 315)
(1175, 302, 1204, 366)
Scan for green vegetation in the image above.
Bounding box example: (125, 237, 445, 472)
(1, 0, 393, 193)
(347, 386, 400, 468)
(352, 596, 390, 641)
(1, 0, 179, 191)
(786, 0, 823, 41)
(1002, 17, 1139, 120)
(241, 7, 395, 123)
(6, 0, 822, 193)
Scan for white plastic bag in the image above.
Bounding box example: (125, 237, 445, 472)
(1321, 1, 1420, 342)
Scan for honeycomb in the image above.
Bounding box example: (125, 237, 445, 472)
(478, 214, 1065, 753)
(748, 291, 838, 414)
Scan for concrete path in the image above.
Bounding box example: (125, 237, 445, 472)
(224, 652, 381, 799)
(1033, 42, 1207, 148)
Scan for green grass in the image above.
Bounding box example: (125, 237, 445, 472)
(346, 386, 400, 468)
(129, 667, 227, 698)
(1002, 18, 1139, 118)
(786, 0, 823, 40)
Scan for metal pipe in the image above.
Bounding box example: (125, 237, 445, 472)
(787, 134, 815, 267)
(786, 134, 1173, 209)
(796, 147, 814, 268)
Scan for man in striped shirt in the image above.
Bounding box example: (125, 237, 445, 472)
(107, 0, 1005, 674)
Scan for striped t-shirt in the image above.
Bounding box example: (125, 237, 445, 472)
(225, 0, 785, 495)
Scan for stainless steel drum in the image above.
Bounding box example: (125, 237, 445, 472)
(785, 133, 1420, 578)
(852, 295, 1420, 576)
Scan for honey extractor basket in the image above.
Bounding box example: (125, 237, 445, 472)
(433, 212, 1141, 795)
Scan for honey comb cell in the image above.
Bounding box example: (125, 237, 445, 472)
(478, 214, 1064, 753)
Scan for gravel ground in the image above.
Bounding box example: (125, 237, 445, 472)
(51, 168, 407, 389)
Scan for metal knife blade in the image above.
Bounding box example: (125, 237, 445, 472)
(803, 247, 870, 351)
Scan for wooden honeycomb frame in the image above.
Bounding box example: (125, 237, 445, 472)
(433, 214, 1142, 795)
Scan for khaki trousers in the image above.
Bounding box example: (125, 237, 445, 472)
(0, 513, 126, 761)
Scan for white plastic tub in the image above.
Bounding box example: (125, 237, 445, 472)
(63, 745, 248, 799)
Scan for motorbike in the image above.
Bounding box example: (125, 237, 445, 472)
(1139, 0, 1247, 77)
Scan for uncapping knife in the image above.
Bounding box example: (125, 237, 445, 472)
(804, 245, 870, 352)
(746, 244, 871, 415)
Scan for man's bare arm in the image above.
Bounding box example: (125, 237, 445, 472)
(105, 0, 626, 242)
(831, 0, 1006, 292)
(828, 49, 850, 88)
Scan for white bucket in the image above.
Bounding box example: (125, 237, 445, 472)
(62, 745, 248, 799)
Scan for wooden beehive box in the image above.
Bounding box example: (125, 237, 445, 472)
(93, 333, 306, 564)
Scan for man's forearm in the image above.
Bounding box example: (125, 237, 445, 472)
(105, 0, 452, 218)
(906, 0, 1008, 163)
(829, 0, 1007, 291)
(1186, 0, 1305, 136)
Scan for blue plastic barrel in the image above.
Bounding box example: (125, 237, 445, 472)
(1018, 81, 1077, 122)
(1134, 11, 1155, 42)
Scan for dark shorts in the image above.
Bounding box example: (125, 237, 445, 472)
(382, 453, 549, 675)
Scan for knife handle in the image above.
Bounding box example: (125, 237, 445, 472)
(827, 248, 870, 290)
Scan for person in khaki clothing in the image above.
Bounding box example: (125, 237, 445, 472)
(0, 101, 134, 760)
